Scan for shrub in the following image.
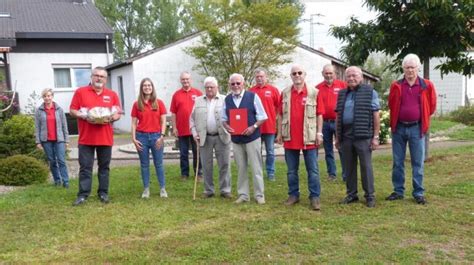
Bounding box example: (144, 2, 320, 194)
(449, 106, 474, 126)
(379, 110, 391, 144)
(0, 155, 49, 186)
(28, 148, 48, 163)
(0, 114, 36, 158)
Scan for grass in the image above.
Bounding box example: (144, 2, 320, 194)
(430, 118, 474, 140)
(1, 145, 473, 263)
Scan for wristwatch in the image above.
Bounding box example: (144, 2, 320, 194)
(253, 124, 258, 129)
(374, 135, 380, 140)
(317, 133, 323, 136)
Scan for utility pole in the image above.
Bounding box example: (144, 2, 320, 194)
(300, 14, 323, 48)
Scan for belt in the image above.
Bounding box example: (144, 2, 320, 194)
(324, 119, 335, 122)
(207, 133, 219, 136)
(399, 121, 419, 127)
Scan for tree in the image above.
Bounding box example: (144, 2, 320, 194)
(185, 0, 302, 90)
(330, 0, 473, 79)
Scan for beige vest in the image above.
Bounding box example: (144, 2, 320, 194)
(191, 94, 230, 146)
(281, 84, 319, 145)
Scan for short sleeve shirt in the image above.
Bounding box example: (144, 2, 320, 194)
(316, 79, 347, 120)
(131, 99, 167, 133)
(280, 86, 325, 150)
(170, 87, 203, 136)
(249, 84, 280, 134)
(70, 86, 121, 146)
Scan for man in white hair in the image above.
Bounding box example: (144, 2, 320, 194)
(222, 73, 268, 204)
(335, 66, 380, 208)
(386, 53, 437, 205)
(190, 77, 232, 198)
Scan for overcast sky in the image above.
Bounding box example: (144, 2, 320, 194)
(298, 0, 378, 58)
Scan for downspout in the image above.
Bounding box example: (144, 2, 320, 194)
(105, 34, 110, 65)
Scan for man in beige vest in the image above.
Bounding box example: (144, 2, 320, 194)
(190, 77, 232, 198)
(277, 64, 324, 211)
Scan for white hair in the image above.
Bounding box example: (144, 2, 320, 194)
(228, 73, 244, 83)
(204, 76, 218, 87)
(345, 66, 362, 76)
(402, 53, 421, 68)
(254, 68, 267, 75)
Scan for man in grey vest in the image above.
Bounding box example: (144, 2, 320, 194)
(222, 73, 268, 205)
(276, 64, 325, 211)
(335, 66, 380, 208)
(190, 77, 232, 198)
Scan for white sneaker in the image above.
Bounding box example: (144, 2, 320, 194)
(160, 188, 168, 198)
(256, 197, 266, 205)
(141, 188, 150, 199)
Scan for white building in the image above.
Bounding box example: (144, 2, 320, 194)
(0, 0, 113, 133)
(106, 33, 379, 132)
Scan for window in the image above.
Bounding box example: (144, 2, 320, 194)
(53, 65, 91, 88)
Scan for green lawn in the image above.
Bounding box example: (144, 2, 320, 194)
(1, 145, 473, 263)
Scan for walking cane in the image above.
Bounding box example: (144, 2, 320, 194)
(193, 143, 200, 200)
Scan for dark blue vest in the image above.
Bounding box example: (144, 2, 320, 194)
(225, 91, 260, 144)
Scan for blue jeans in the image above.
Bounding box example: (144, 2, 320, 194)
(284, 148, 321, 199)
(391, 123, 425, 198)
(322, 120, 346, 180)
(178, 136, 202, 177)
(261, 134, 275, 178)
(42, 141, 69, 185)
(136, 132, 165, 188)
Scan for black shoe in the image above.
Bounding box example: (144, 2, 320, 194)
(72, 197, 86, 206)
(202, 193, 214, 198)
(386, 192, 404, 201)
(99, 194, 109, 204)
(220, 193, 232, 199)
(366, 199, 376, 208)
(414, 196, 427, 205)
(63, 183, 69, 189)
(340, 196, 359, 204)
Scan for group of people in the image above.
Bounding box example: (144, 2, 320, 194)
(34, 53, 436, 210)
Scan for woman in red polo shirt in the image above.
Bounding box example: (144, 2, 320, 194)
(131, 78, 168, 199)
(34, 88, 70, 188)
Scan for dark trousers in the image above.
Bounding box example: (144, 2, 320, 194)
(77, 145, 112, 198)
(178, 136, 202, 177)
(341, 137, 375, 200)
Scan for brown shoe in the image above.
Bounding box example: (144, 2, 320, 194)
(197, 175, 203, 182)
(284, 196, 300, 206)
(180, 175, 189, 181)
(220, 193, 232, 199)
(202, 193, 214, 198)
(310, 197, 321, 211)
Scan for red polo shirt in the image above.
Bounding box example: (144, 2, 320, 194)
(280, 86, 325, 150)
(316, 79, 346, 120)
(131, 99, 167, 133)
(170, 87, 202, 136)
(249, 84, 280, 134)
(70, 85, 121, 146)
(45, 104, 57, 141)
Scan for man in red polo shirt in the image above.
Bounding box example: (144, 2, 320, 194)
(170, 72, 203, 181)
(277, 64, 325, 211)
(249, 68, 280, 181)
(69, 66, 122, 206)
(316, 64, 347, 182)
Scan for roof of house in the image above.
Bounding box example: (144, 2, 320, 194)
(106, 32, 380, 82)
(0, 0, 113, 47)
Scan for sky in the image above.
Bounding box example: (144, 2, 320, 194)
(298, 0, 378, 58)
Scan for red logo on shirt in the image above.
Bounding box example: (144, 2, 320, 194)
(191, 95, 197, 101)
(265, 90, 272, 97)
(334, 88, 341, 94)
(302, 97, 307, 105)
(103, 95, 111, 103)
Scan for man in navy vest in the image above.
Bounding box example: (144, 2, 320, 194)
(335, 66, 380, 208)
(222, 73, 268, 205)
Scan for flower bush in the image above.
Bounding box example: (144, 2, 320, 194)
(379, 109, 390, 144)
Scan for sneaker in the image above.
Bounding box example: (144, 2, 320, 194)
(160, 188, 168, 198)
(328, 175, 337, 182)
(340, 195, 359, 204)
(386, 192, 404, 201)
(414, 196, 427, 205)
(220, 193, 232, 199)
(366, 199, 376, 208)
(310, 197, 321, 211)
(72, 197, 86, 206)
(141, 188, 150, 199)
(99, 193, 109, 204)
(284, 196, 300, 206)
(256, 197, 266, 205)
(234, 196, 248, 204)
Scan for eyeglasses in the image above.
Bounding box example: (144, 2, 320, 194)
(292, 71, 303, 76)
(92, 74, 106, 79)
(230, 82, 241, 86)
